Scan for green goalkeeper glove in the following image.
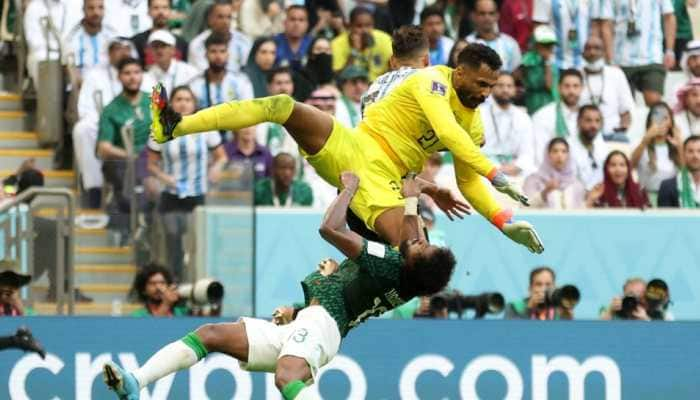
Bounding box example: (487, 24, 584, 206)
(491, 171, 529, 206)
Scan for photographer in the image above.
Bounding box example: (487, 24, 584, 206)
(130, 264, 189, 317)
(600, 278, 673, 321)
(505, 266, 577, 320)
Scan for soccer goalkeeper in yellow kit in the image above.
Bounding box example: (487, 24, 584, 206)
(151, 43, 544, 253)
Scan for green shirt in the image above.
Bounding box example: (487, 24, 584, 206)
(254, 179, 313, 206)
(674, 0, 692, 40)
(130, 305, 189, 317)
(521, 51, 558, 115)
(98, 92, 152, 152)
(301, 240, 407, 337)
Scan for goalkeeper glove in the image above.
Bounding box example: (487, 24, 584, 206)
(502, 220, 544, 254)
(491, 171, 530, 206)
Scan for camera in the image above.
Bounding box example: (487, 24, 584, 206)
(616, 295, 640, 319)
(430, 290, 505, 319)
(177, 278, 224, 305)
(543, 285, 580, 310)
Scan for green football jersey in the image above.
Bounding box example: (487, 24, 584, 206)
(301, 240, 408, 337)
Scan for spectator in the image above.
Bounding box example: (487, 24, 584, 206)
(104, 0, 151, 38)
(305, 84, 338, 114)
(630, 102, 684, 200)
(147, 86, 227, 280)
(586, 150, 650, 208)
(466, 0, 521, 72)
(296, 36, 335, 99)
(96, 58, 151, 235)
(531, 69, 583, 166)
(130, 0, 189, 67)
(517, 25, 558, 114)
(256, 67, 297, 155)
(180, 0, 242, 42)
(599, 278, 650, 320)
(331, 6, 392, 81)
(673, 78, 700, 138)
(481, 71, 536, 177)
(446, 38, 468, 68)
(580, 35, 635, 140)
(243, 37, 277, 98)
(225, 126, 273, 180)
(239, 0, 284, 39)
(532, 0, 596, 69)
(72, 38, 134, 209)
(420, 6, 454, 66)
(309, 5, 345, 40)
(679, 40, 700, 83)
(190, 32, 254, 108)
(144, 30, 198, 94)
(274, 5, 312, 71)
(130, 264, 189, 317)
(188, 0, 252, 72)
(254, 152, 313, 206)
(505, 266, 572, 320)
(673, 0, 692, 68)
(568, 104, 610, 189)
(23, 0, 83, 87)
(658, 135, 700, 208)
(601, 0, 676, 106)
(499, 0, 534, 52)
(523, 137, 586, 209)
(64, 0, 117, 76)
(335, 66, 368, 128)
(0, 265, 34, 316)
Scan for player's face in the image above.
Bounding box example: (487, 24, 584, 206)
(454, 63, 498, 108)
(255, 41, 277, 71)
(206, 44, 229, 71)
(685, 140, 700, 172)
(529, 271, 554, 297)
(118, 64, 143, 93)
(686, 87, 700, 116)
(422, 15, 445, 41)
(170, 90, 196, 115)
(83, 0, 104, 27)
(559, 76, 582, 107)
(548, 142, 569, 171)
(402, 238, 431, 263)
(578, 109, 602, 141)
(148, 0, 171, 28)
(285, 9, 309, 39)
(209, 4, 233, 33)
(606, 153, 629, 186)
(268, 73, 294, 96)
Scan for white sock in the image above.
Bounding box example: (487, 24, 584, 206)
(131, 340, 200, 388)
(295, 385, 321, 400)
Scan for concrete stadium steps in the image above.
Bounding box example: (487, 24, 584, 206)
(0, 110, 30, 131)
(32, 302, 141, 315)
(0, 148, 54, 170)
(0, 168, 74, 188)
(31, 283, 132, 303)
(75, 227, 112, 247)
(74, 264, 137, 285)
(75, 245, 132, 265)
(0, 131, 39, 148)
(0, 93, 22, 111)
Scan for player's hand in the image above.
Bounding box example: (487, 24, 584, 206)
(317, 258, 339, 276)
(340, 171, 359, 195)
(502, 220, 544, 254)
(272, 306, 295, 325)
(429, 187, 471, 220)
(492, 172, 530, 206)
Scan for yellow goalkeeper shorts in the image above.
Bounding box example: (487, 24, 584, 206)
(304, 118, 405, 230)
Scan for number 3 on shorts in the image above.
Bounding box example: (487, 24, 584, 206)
(292, 328, 309, 343)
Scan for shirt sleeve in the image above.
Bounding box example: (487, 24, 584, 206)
(97, 108, 116, 143)
(147, 137, 161, 152)
(354, 240, 403, 280)
(204, 131, 222, 149)
(331, 35, 349, 72)
(532, 0, 552, 23)
(410, 72, 497, 178)
(453, 157, 505, 226)
(614, 68, 635, 114)
(661, 0, 675, 14)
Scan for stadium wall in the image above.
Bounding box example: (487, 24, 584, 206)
(1, 317, 698, 399)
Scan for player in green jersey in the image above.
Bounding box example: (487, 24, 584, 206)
(102, 172, 456, 400)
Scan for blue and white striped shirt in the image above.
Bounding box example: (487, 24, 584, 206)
(533, 0, 592, 69)
(64, 22, 118, 72)
(148, 132, 222, 198)
(465, 33, 522, 72)
(607, 0, 674, 66)
(190, 71, 254, 108)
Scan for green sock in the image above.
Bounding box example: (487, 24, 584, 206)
(281, 380, 306, 400)
(181, 332, 208, 360)
(174, 94, 295, 137)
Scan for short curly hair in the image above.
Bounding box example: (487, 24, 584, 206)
(391, 25, 429, 61)
(456, 42, 502, 71)
(400, 244, 456, 297)
(130, 264, 174, 303)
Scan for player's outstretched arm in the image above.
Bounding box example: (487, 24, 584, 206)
(399, 174, 425, 244)
(319, 172, 365, 259)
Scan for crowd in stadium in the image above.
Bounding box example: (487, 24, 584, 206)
(0, 0, 696, 319)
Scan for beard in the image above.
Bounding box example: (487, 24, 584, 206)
(457, 90, 484, 109)
(123, 86, 140, 97)
(493, 95, 512, 106)
(209, 62, 226, 73)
